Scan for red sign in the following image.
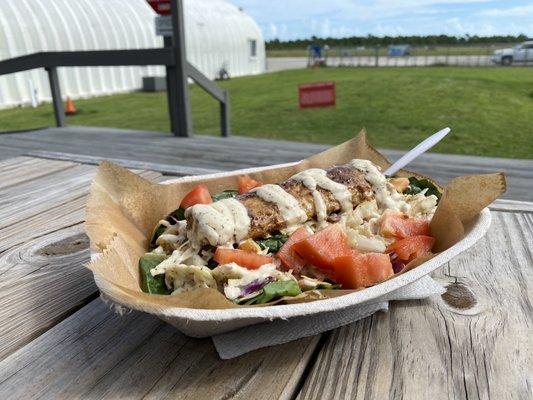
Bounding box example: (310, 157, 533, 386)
(298, 82, 336, 108)
(147, 0, 171, 15)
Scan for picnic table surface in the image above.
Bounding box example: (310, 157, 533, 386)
(0, 130, 531, 399)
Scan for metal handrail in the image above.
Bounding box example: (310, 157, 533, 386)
(0, 0, 229, 137)
(0, 49, 174, 74)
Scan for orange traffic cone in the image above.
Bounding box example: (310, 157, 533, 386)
(65, 96, 77, 115)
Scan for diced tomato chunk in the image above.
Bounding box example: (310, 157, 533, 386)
(292, 224, 351, 271)
(332, 252, 394, 289)
(238, 175, 262, 194)
(277, 227, 311, 273)
(380, 210, 430, 239)
(386, 235, 435, 262)
(213, 248, 273, 270)
(180, 184, 212, 209)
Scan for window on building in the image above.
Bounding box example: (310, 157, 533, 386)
(249, 39, 257, 57)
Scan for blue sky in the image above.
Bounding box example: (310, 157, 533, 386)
(234, 0, 533, 41)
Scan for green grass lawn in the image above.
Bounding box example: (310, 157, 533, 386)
(1, 67, 532, 159)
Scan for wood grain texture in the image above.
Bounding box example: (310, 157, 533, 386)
(0, 227, 94, 361)
(0, 151, 531, 399)
(0, 298, 320, 400)
(297, 211, 533, 400)
(0, 126, 530, 200)
(0, 158, 161, 360)
(27, 150, 219, 176)
(490, 199, 533, 213)
(0, 156, 76, 190)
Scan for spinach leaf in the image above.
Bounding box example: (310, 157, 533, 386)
(242, 280, 301, 305)
(207, 258, 219, 270)
(168, 207, 186, 221)
(405, 177, 442, 199)
(150, 225, 167, 247)
(211, 190, 238, 202)
(150, 207, 186, 247)
(257, 234, 289, 254)
(152, 190, 237, 247)
(317, 283, 341, 290)
(139, 253, 170, 295)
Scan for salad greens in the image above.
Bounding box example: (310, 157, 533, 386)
(139, 253, 170, 295)
(405, 177, 442, 199)
(207, 258, 219, 270)
(240, 280, 302, 305)
(151, 191, 238, 247)
(150, 225, 167, 247)
(211, 190, 238, 202)
(150, 207, 186, 247)
(257, 234, 289, 254)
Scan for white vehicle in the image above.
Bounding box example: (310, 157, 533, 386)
(491, 41, 533, 65)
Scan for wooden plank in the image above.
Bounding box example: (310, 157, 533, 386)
(0, 158, 161, 360)
(296, 211, 533, 400)
(0, 126, 531, 200)
(0, 164, 160, 252)
(490, 199, 533, 213)
(0, 128, 316, 169)
(0, 226, 95, 360)
(26, 150, 219, 176)
(0, 298, 320, 400)
(0, 156, 76, 190)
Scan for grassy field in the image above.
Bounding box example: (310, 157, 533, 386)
(1, 67, 532, 159)
(267, 45, 507, 58)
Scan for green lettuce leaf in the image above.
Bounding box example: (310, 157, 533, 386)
(257, 234, 289, 254)
(405, 177, 442, 199)
(139, 253, 170, 295)
(211, 190, 238, 202)
(242, 280, 301, 305)
(207, 258, 219, 270)
(150, 207, 186, 247)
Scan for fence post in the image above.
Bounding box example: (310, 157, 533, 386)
(374, 46, 379, 67)
(45, 67, 66, 127)
(168, 0, 192, 137)
(164, 36, 179, 136)
(220, 90, 230, 137)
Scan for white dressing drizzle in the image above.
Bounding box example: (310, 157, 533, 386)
(349, 159, 409, 212)
(185, 198, 250, 246)
(185, 159, 409, 248)
(292, 168, 353, 223)
(252, 184, 307, 227)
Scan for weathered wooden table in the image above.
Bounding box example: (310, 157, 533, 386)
(0, 156, 531, 400)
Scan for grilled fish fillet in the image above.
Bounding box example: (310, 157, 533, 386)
(237, 164, 374, 239)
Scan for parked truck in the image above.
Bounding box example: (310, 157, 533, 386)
(491, 41, 533, 65)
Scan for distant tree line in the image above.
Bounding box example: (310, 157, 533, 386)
(266, 35, 529, 49)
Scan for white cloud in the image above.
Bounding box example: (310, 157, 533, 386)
(375, 23, 407, 36)
(321, 18, 331, 37)
(479, 5, 533, 17)
(269, 23, 278, 37)
(238, 0, 493, 23)
(237, 0, 533, 40)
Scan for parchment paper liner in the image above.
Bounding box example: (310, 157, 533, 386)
(86, 130, 506, 310)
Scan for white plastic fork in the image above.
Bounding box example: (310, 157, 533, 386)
(383, 127, 451, 176)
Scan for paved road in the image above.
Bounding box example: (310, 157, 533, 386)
(267, 55, 494, 72)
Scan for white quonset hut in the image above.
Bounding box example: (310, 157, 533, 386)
(0, 0, 265, 109)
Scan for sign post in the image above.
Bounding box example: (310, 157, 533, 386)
(147, 0, 192, 137)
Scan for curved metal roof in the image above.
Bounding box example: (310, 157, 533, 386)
(0, 0, 265, 108)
